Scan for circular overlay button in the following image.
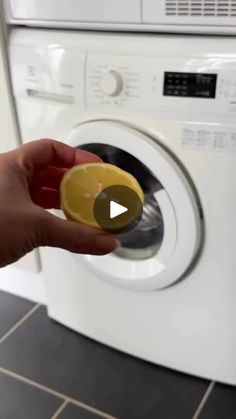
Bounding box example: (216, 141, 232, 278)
(93, 185, 143, 233)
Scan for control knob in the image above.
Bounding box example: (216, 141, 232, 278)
(100, 70, 123, 97)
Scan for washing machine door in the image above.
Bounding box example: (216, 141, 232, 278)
(66, 120, 202, 291)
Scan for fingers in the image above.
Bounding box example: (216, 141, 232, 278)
(31, 166, 67, 190)
(15, 139, 102, 179)
(31, 187, 60, 209)
(39, 212, 119, 255)
(30, 166, 65, 208)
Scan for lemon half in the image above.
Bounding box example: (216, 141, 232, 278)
(60, 163, 144, 229)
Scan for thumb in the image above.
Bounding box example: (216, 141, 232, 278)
(40, 212, 119, 255)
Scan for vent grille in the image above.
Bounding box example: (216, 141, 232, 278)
(165, 0, 236, 16)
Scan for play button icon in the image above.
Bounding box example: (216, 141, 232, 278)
(93, 185, 143, 233)
(110, 201, 128, 219)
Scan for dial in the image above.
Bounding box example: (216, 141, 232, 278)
(100, 70, 124, 97)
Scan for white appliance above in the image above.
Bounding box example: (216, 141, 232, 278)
(4, 0, 236, 35)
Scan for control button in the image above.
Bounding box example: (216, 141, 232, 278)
(100, 70, 123, 97)
(94, 185, 143, 233)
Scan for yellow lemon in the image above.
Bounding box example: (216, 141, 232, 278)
(60, 163, 144, 229)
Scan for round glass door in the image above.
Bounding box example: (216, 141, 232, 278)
(67, 120, 203, 291)
(79, 143, 164, 260)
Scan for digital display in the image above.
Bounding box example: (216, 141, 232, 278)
(163, 72, 217, 99)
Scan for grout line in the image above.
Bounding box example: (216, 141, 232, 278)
(0, 367, 65, 400)
(0, 303, 40, 345)
(51, 399, 69, 419)
(0, 367, 117, 419)
(192, 381, 215, 419)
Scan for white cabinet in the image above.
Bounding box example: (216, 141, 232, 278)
(9, 0, 141, 23)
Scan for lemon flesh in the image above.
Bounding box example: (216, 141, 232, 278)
(60, 163, 144, 229)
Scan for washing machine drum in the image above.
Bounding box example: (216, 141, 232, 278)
(67, 120, 202, 291)
(80, 142, 164, 260)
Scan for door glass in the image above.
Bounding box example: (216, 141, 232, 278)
(79, 143, 164, 260)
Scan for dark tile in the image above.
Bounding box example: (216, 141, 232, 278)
(0, 371, 62, 419)
(199, 383, 236, 419)
(0, 307, 209, 419)
(58, 403, 103, 419)
(0, 291, 35, 338)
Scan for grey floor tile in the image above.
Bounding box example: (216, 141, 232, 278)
(0, 290, 35, 338)
(199, 383, 236, 419)
(58, 403, 103, 419)
(0, 371, 62, 419)
(0, 306, 209, 419)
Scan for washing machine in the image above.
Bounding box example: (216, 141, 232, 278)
(9, 28, 236, 384)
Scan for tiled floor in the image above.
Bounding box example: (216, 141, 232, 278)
(0, 291, 235, 419)
(0, 291, 35, 339)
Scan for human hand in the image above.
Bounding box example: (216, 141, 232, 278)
(0, 139, 118, 267)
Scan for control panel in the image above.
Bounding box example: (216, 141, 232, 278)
(86, 53, 236, 115)
(10, 42, 236, 117)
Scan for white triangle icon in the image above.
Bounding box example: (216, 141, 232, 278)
(110, 200, 128, 219)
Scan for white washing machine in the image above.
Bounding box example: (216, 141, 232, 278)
(9, 28, 236, 384)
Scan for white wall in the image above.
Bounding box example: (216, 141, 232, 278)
(0, 5, 46, 303)
(0, 5, 19, 152)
